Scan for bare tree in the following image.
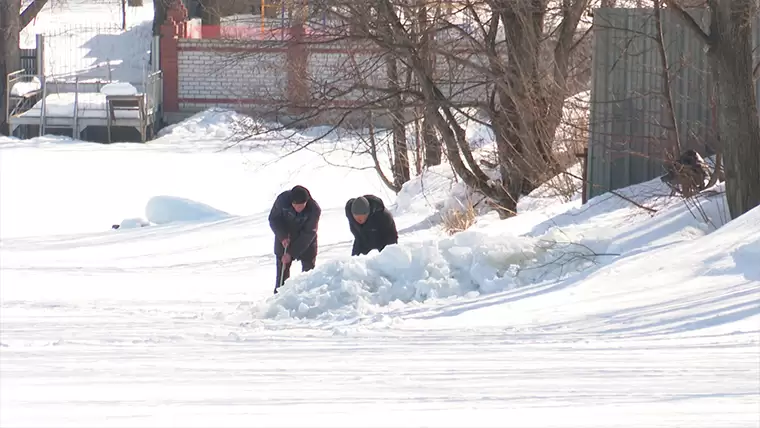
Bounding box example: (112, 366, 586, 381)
(1, 0, 22, 135)
(322, 0, 592, 217)
(211, 0, 593, 213)
(664, 0, 760, 219)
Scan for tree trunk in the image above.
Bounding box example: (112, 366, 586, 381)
(418, 2, 442, 167)
(387, 56, 411, 188)
(496, 1, 544, 194)
(1, 0, 22, 136)
(709, 0, 760, 218)
(423, 109, 441, 166)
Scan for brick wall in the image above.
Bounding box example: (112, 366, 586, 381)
(177, 39, 288, 112)
(158, 2, 488, 123)
(307, 42, 387, 103)
(166, 38, 488, 113)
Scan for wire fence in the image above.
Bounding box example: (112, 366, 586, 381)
(21, 22, 153, 83)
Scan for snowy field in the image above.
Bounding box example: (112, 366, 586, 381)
(2, 0, 759, 425)
(1, 109, 759, 427)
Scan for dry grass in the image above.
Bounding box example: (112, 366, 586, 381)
(441, 199, 477, 235)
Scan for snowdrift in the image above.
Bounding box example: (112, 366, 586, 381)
(156, 108, 253, 142)
(145, 195, 233, 225)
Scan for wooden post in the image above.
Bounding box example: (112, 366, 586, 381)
(121, 0, 127, 30)
(575, 147, 589, 204)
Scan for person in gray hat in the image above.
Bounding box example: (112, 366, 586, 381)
(344, 194, 398, 256)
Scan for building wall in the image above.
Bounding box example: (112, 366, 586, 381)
(159, 16, 490, 123)
(176, 39, 288, 112)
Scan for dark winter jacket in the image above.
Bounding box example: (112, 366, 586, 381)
(345, 195, 398, 256)
(269, 188, 321, 259)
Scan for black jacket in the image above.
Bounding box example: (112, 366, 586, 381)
(268, 188, 321, 259)
(345, 195, 398, 256)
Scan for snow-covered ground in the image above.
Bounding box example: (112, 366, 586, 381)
(1, 109, 758, 427)
(3, 0, 759, 424)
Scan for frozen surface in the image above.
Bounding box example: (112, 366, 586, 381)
(1, 107, 758, 427)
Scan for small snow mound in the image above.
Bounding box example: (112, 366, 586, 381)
(100, 82, 138, 96)
(116, 217, 150, 229)
(10, 76, 41, 97)
(256, 228, 612, 321)
(145, 196, 232, 225)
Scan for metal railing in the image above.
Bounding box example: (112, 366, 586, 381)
(5, 70, 42, 123)
(5, 69, 164, 139)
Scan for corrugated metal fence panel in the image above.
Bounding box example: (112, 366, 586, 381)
(20, 48, 37, 75)
(586, 8, 728, 200)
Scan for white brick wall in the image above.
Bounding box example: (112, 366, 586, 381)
(308, 47, 387, 102)
(178, 39, 288, 102)
(175, 38, 486, 109)
(305, 38, 488, 105)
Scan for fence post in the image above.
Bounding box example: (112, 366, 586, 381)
(36, 34, 45, 76)
(159, 0, 188, 114)
(576, 147, 589, 204)
(160, 24, 180, 113)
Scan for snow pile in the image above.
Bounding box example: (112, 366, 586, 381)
(145, 196, 233, 225)
(156, 108, 260, 142)
(100, 82, 138, 96)
(114, 217, 150, 229)
(10, 77, 41, 97)
(257, 226, 612, 320)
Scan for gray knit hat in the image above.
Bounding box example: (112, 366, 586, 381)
(351, 196, 371, 215)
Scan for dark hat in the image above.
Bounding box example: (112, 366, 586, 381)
(351, 196, 371, 216)
(290, 185, 310, 204)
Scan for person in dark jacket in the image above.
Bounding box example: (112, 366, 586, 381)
(345, 195, 398, 256)
(268, 185, 321, 294)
